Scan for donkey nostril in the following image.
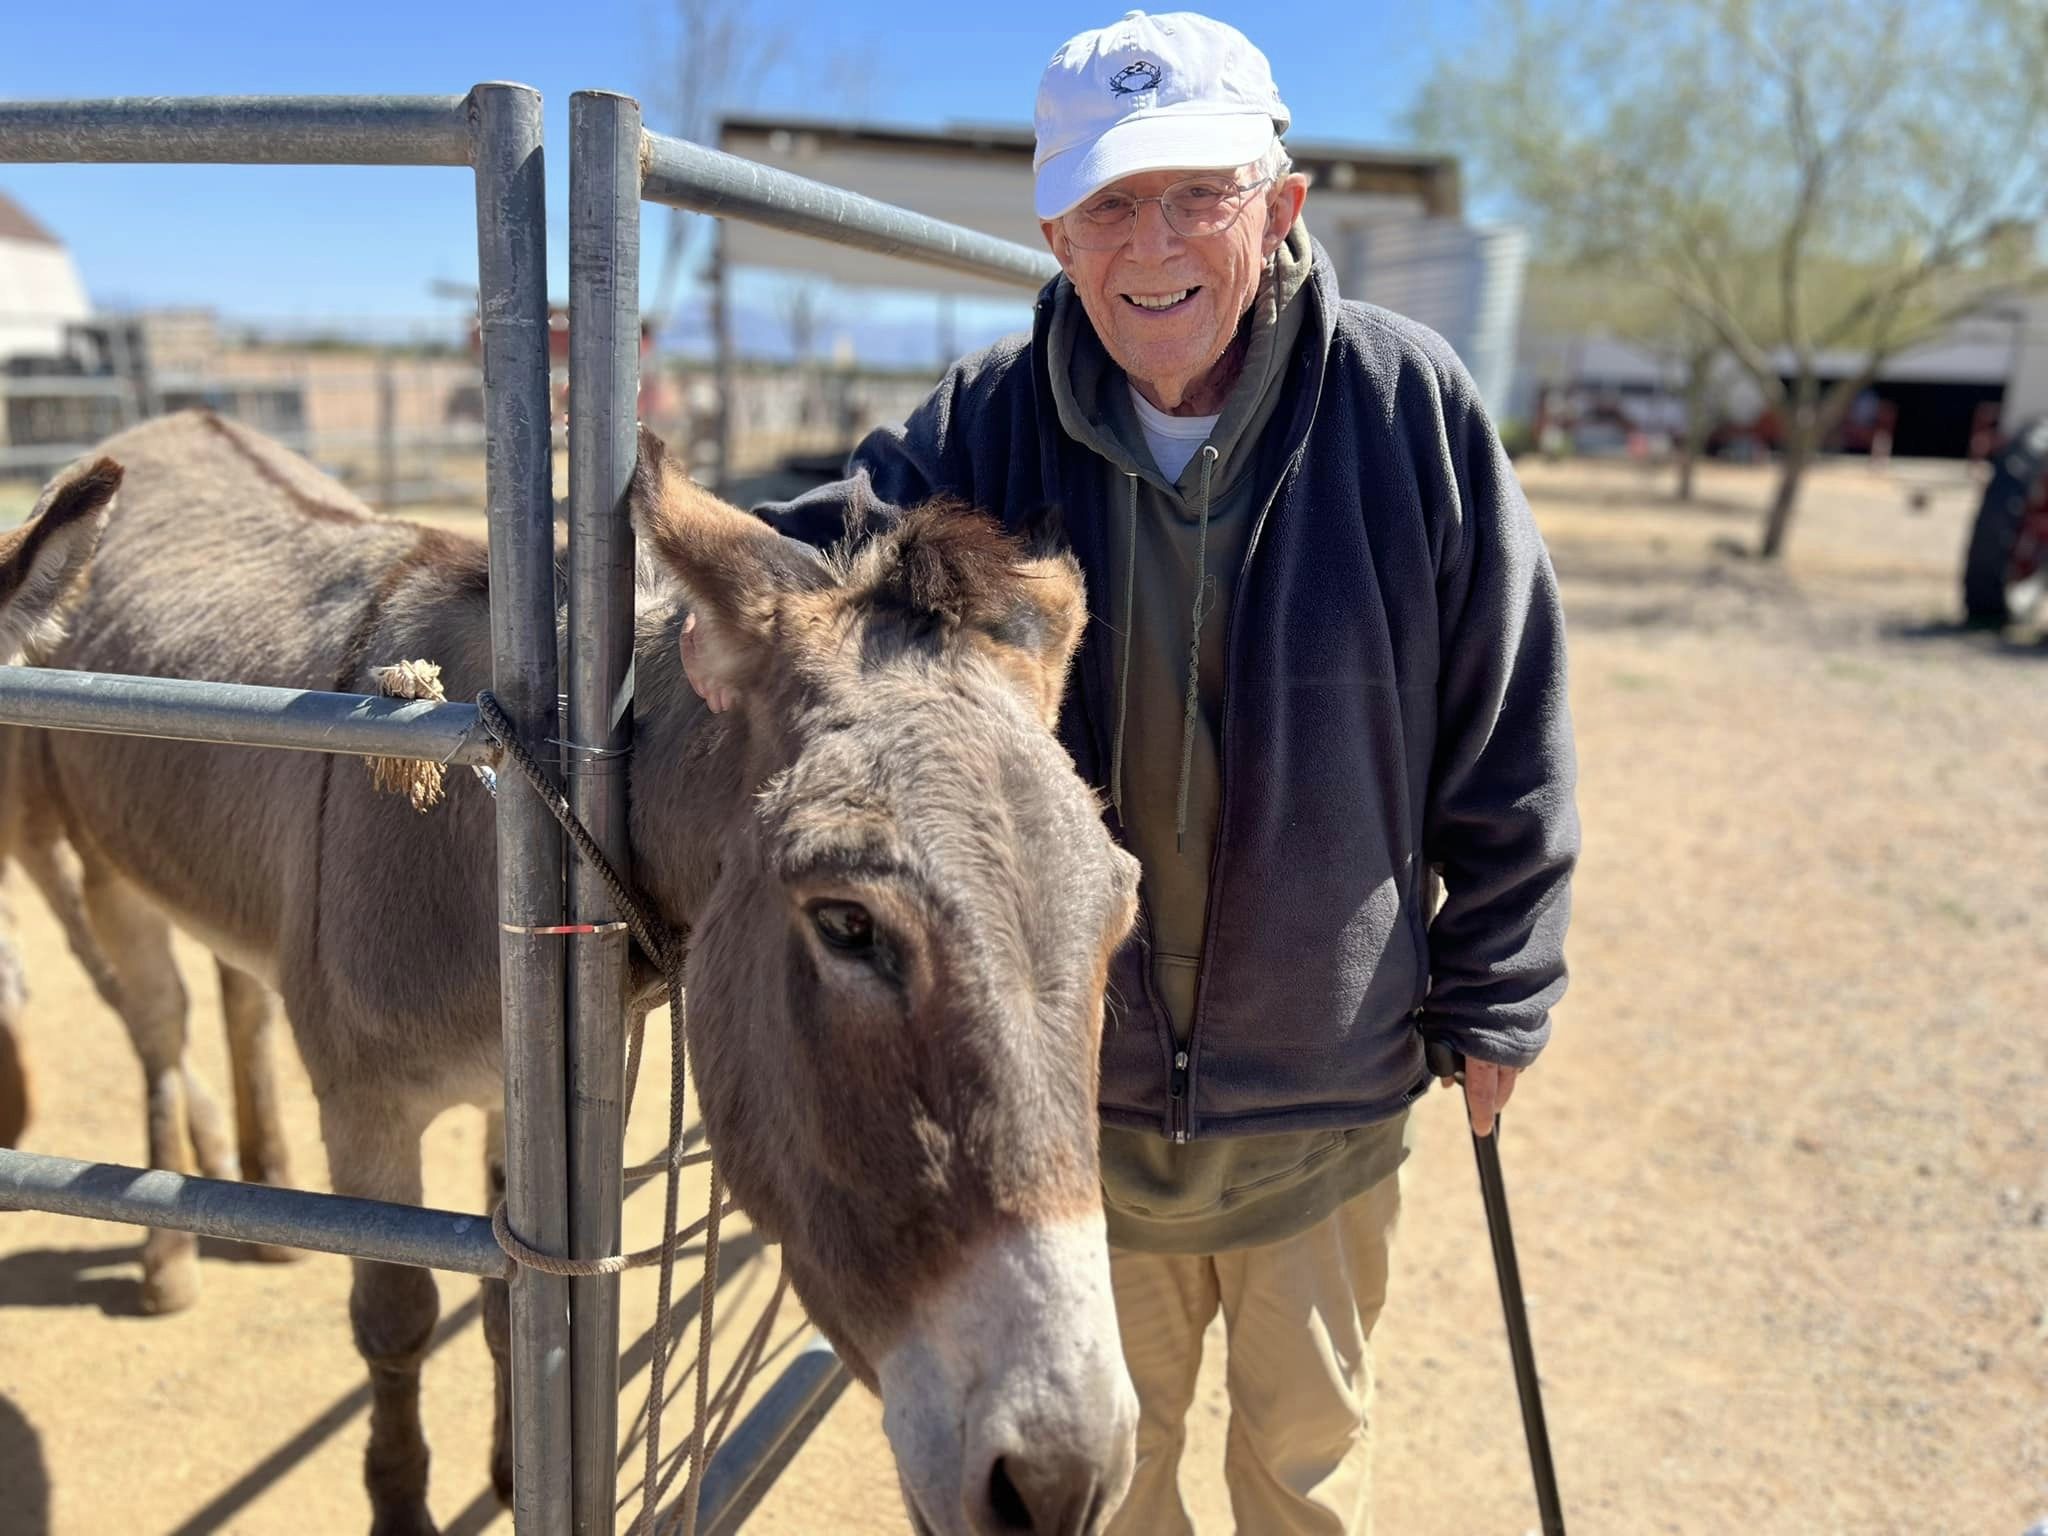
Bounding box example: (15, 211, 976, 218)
(988, 1455, 1034, 1530)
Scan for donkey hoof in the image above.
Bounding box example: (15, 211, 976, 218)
(369, 1509, 439, 1536)
(491, 1445, 514, 1507)
(140, 1259, 200, 1315)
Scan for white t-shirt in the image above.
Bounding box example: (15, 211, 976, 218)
(1128, 383, 1220, 484)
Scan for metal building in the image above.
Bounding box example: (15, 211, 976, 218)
(712, 115, 1527, 417)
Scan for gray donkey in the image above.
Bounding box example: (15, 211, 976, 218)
(5, 411, 1143, 1536)
(0, 458, 122, 1150)
(0, 460, 298, 1247)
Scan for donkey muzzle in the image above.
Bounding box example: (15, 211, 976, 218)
(879, 1214, 1136, 1536)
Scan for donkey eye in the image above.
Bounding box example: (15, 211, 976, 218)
(810, 901, 876, 953)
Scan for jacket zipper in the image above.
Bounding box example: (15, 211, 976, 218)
(1177, 464, 1295, 1139)
(1169, 1049, 1190, 1142)
(1175, 277, 1331, 1141)
(1032, 281, 1328, 1145)
(1121, 872, 1179, 1140)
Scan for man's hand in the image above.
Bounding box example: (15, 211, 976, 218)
(681, 612, 737, 713)
(1438, 1057, 1519, 1138)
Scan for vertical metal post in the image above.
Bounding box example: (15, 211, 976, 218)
(377, 347, 398, 512)
(566, 88, 642, 1536)
(712, 220, 734, 493)
(470, 80, 573, 1536)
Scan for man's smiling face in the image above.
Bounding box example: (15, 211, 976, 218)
(1041, 164, 1301, 412)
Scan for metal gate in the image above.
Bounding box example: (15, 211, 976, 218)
(0, 82, 1060, 1534)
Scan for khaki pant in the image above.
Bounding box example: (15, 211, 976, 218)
(1104, 1170, 1402, 1536)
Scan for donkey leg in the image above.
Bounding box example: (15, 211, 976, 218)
(76, 866, 210, 1313)
(181, 1057, 237, 1182)
(216, 961, 302, 1262)
(481, 1106, 513, 1505)
(0, 886, 29, 1148)
(323, 1088, 442, 1536)
(26, 835, 239, 1178)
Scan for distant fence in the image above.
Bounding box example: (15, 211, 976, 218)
(1, 342, 503, 507)
(1, 340, 954, 510)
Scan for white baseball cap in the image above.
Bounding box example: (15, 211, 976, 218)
(1033, 11, 1291, 221)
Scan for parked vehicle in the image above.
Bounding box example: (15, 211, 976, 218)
(1962, 415, 2048, 625)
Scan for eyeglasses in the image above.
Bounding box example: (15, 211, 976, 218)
(1059, 174, 1275, 251)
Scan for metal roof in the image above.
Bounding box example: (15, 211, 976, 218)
(0, 190, 61, 247)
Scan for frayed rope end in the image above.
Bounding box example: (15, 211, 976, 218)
(367, 659, 448, 812)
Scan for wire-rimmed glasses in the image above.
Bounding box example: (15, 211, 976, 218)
(1059, 174, 1275, 250)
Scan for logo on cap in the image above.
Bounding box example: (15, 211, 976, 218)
(1109, 60, 1162, 96)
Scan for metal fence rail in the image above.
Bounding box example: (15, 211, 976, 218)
(696, 1335, 852, 1536)
(0, 668, 497, 764)
(0, 1147, 512, 1277)
(641, 130, 1059, 289)
(0, 94, 473, 165)
(0, 84, 576, 1535)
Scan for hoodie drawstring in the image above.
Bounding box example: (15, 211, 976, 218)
(1176, 445, 1219, 854)
(1110, 471, 1138, 822)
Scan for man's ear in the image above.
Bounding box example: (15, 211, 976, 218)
(628, 426, 829, 699)
(1261, 173, 1309, 256)
(1040, 218, 1079, 275)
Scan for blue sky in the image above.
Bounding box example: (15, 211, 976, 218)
(1, 0, 1479, 359)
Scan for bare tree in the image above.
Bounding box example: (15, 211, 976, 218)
(776, 282, 821, 363)
(1670, 325, 1721, 502)
(642, 0, 790, 335)
(1414, 0, 2048, 556)
(1523, 262, 1736, 501)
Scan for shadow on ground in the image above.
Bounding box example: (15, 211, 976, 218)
(0, 1394, 49, 1535)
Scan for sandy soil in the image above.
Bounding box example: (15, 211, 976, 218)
(1, 454, 2043, 1535)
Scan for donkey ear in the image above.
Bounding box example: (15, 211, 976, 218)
(988, 551, 1088, 729)
(628, 426, 829, 698)
(0, 455, 120, 665)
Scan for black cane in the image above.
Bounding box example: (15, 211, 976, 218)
(1425, 1038, 1565, 1536)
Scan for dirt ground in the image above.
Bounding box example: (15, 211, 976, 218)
(1, 454, 2043, 1535)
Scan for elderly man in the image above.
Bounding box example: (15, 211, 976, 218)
(700, 11, 1579, 1532)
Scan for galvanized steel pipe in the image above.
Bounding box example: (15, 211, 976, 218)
(0, 666, 497, 765)
(696, 1337, 853, 1536)
(0, 94, 473, 165)
(641, 130, 1058, 291)
(565, 87, 643, 1536)
(471, 80, 577, 1536)
(0, 1149, 510, 1278)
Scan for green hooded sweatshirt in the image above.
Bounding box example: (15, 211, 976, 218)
(1049, 224, 1411, 1255)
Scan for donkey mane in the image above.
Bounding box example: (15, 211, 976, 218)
(831, 496, 1052, 647)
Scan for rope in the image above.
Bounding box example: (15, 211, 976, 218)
(646, 1271, 790, 1533)
(473, 689, 741, 1536)
(474, 691, 683, 975)
(643, 965, 695, 1533)
(489, 1196, 735, 1278)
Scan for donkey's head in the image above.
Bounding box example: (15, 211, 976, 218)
(0, 456, 120, 666)
(630, 431, 1140, 1536)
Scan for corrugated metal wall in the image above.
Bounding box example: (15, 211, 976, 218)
(1339, 216, 1527, 421)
